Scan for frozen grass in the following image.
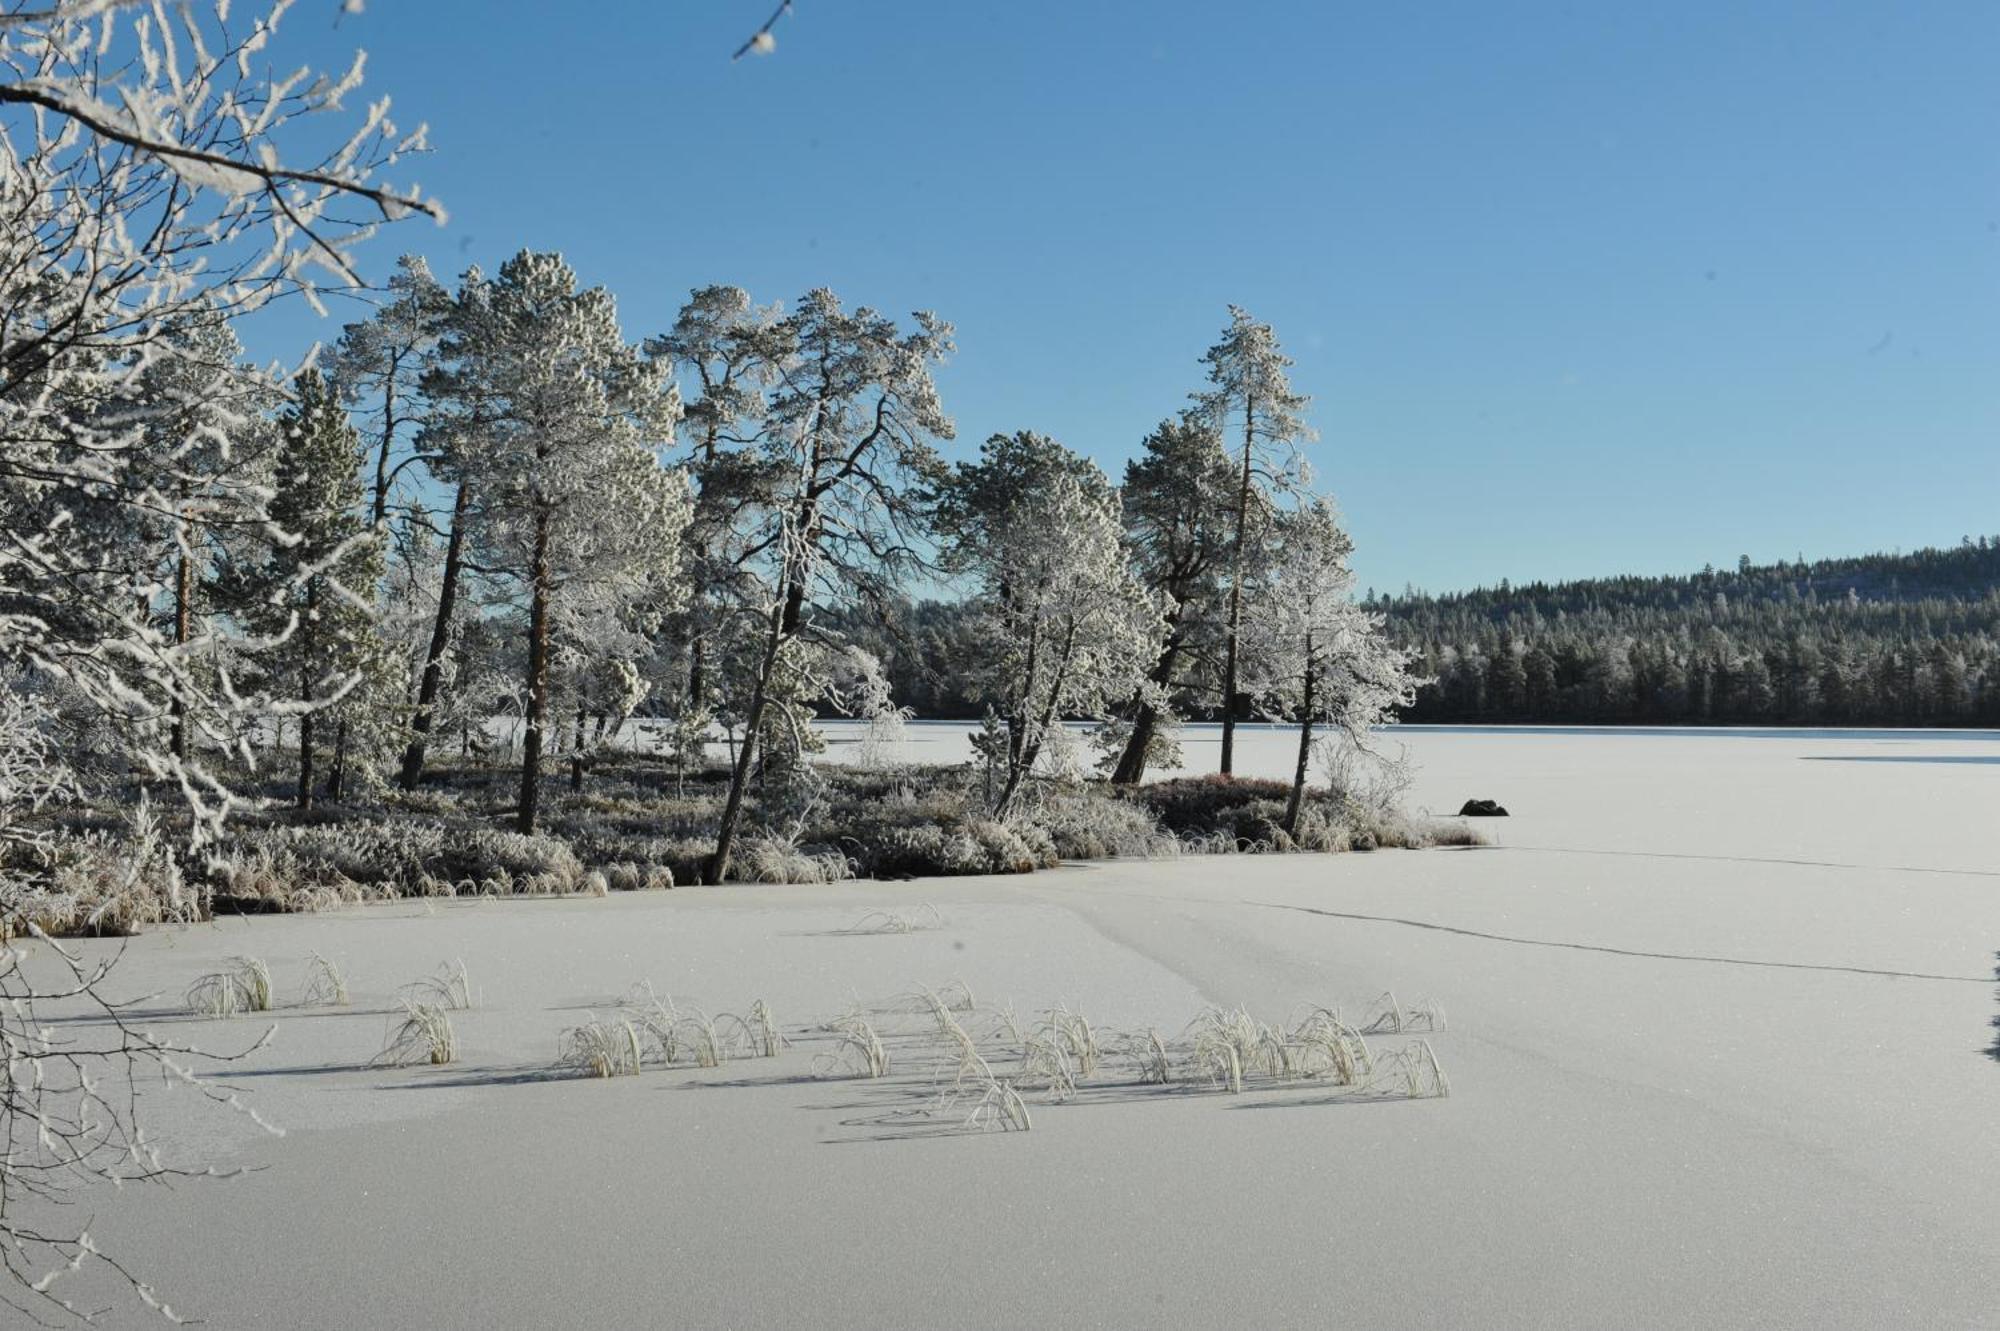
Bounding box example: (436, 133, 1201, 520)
(814, 1013, 890, 1079)
(1367, 1039, 1451, 1098)
(299, 951, 349, 1008)
(1038, 1004, 1100, 1079)
(946, 1069, 1033, 1133)
(1118, 1028, 1173, 1085)
(1014, 1032, 1079, 1102)
(1359, 991, 1446, 1035)
(1287, 1007, 1373, 1085)
(554, 977, 1444, 1114)
(840, 903, 944, 935)
(558, 1015, 644, 1078)
(401, 959, 473, 1011)
(184, 956, 272, 1017)
(718, 999, 785, 1058)
(375, 1002, 457, 1066)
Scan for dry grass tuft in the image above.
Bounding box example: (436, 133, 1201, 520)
(840, 903, 944, 934)
(300, 951, 349, 1008)
(814, 1013, 890, 1079)
(558, 1015, 644, 1078)
(184, 956, 272, 1017)
(1368, 1039, 1451, 1098)
(401, 958, 473, 1011)
(376, 1002, 456, 1066)
(719, 999, 786, 1058)
(1359, 991, 1445, 1035)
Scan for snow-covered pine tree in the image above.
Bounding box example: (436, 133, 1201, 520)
(1191, 307, 1314, 776)
(431, 252, 691, 833)
(650, 287, 786, 741)
(225, 369, 394, 808)
(101, 314, 281, 764)
(1242, 499, 1417, 836)
(703, 289, 954, 884)
(942, 433, 1163, 816)
(327, 255, 452, 529)
(1108, 414, 1240, 784)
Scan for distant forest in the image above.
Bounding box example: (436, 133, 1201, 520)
(840, 538, 2000, 728)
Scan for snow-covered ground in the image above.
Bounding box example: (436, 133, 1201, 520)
(25, 726, 2000, 1327)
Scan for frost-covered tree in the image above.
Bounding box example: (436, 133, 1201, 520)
(223, 369, 393, 807)
(649, 285, 784, 740)
(1, 0, 437, 826)
(704, 289, 954, 883)
(326, 254, 450, 528)
(430, 252, 690, 833)
(100, 314, 280, 763)
(943, 434, 1162, 816)
(1191, 307, 1313, 775)
(1243, 500, 1416, 836)
(0, 2, 435, 1315)
(1107, 415, 1238, 784)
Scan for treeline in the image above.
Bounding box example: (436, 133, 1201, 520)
(1382, 541, 2000, 726)
(830, 541, 2000, 728)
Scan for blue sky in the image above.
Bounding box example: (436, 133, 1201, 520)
(250, 1, 2000, 596)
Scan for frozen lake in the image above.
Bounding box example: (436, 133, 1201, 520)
(26, 725, 2000, 1327)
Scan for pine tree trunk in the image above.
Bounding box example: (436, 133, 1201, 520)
(170, 542, 193, 762)
(327, 720, 348, 803)
(1221, 396, 1257, 776)
(399, 482, 470, 790)
(1111, 623, 1185, 785)
(706, 575, 801, 885)
(569, 704, 587, 791)
(1284, 659, 1317, 837)
(370, 350, 400, 529)
(517, 507, 553, 835)
(706, 668, 772, 885)
(296, 580, 318, 810)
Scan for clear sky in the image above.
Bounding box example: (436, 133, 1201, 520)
(249, 1, 2000, 596)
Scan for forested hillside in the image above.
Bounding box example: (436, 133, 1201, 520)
(1380, 540, 2000, 726)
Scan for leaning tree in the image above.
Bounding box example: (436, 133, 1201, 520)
(703, 289, 954, 884)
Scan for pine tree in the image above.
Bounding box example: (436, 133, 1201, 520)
(1190, 307, 1312, 775)
(230, 369, 390, 808)
(1109, 416, 1237, 784)
(942, 434, 1162, 815)
(430, 252, 690, 833)
(1242, 500, 1416, 836)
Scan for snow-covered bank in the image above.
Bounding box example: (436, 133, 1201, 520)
(23, 727, 2000, 1327)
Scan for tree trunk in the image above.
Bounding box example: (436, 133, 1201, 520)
(569, 704, 587, 791)
(1220, 395, 1256, 776)
(296, 580, 318, 810)
(370, 350, 400, 529)
(705, 669, 772, 885)
(170, 542, 193, 762)
(327, 719, 348, 803)
(1283, 659, 1317, 837)
(705, 574, 801, 885)
(1111, 621, 1185, 785)
(399, 482, 470, 790)
(516, 506, 553, 835)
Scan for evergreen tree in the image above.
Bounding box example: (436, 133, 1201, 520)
(230, 369, 391, 808)
(1190, 307, 1311, 774)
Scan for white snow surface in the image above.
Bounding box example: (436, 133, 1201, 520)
(25, 725, 2000, 1328)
